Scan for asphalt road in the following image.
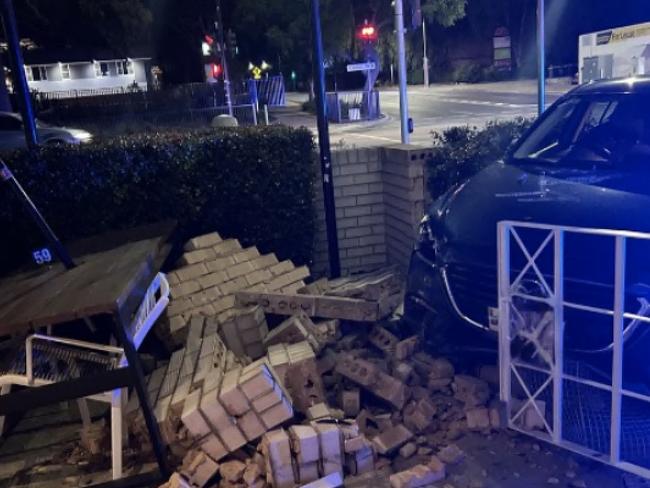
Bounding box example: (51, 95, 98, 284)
(275, 78, 575, 148)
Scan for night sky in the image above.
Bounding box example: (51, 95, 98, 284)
(545, 0, 649, 64)
(6, 0, 650, 81)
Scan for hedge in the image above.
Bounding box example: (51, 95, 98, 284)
(0, 126, 315, 274)
(427, 118, 532, 201)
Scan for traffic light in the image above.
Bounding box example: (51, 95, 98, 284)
(211, 63, 223, 78)
(357, 20, 378, 42)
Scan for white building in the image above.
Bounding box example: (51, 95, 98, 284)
(21, 50, 152, 98)
(579, 22, 650, 84)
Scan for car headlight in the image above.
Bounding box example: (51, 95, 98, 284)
(77, 132, 93, 143)
(417, 215, 438, 248)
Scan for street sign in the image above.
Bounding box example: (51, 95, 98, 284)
(347, 62, 376, 72)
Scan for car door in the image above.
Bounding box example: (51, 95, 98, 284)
(0, 114, 26, 151)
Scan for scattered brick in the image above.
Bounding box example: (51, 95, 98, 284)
(368, 325, 399, 355)
(453, 375, 491, 408)
(340, 389, 361, 418)
(466, 407, 491, 431)
(394, 336, 418, 361)
(389, 457, 446, 488)
(371, 424, 413, 455)
(438, 444, 465, 465)
(398, 442, 417, 459)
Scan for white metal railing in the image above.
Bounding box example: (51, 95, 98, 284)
(498, 220, 650, 479)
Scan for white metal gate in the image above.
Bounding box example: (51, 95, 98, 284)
(498, 221, 650, 479)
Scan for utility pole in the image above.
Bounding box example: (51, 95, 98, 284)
(395, 0, 410, 144)
(422, 19, 429, 87)
(310, 0, 341, 278)
(0, 0, 37, 147)
(215, 0, 233, 116)
(537, 0, 546, 115)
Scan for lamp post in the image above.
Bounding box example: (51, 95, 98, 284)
(0, 0, 37, 147)
(537, 0, 546, 115)
(310, 0, 341, 278)
(215, 0, 233, 116)
(423, 19, 429, 87)
(395, 0, 410, 144)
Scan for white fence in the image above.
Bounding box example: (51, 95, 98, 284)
(498, 221, 650, 479)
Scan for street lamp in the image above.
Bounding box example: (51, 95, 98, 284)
(537, 0, 546, 115)
(310, 0, 341, 278)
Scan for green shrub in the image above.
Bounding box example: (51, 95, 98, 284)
(0, 126, 315, 273)
(427, 118, 532, 201)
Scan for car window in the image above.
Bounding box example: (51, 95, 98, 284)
(512, 94, 650, 166)
(0, 115, 22, 131)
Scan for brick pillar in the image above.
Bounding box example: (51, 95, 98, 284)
(381, 144, 432, 274)
(313, 147, 387, 277)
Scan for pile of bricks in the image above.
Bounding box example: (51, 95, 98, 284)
(141, 231, 509, 488)
(163, 232, 310, 349)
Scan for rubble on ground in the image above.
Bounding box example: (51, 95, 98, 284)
(69, 232, 526, 487)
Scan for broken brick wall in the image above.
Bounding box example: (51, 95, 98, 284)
(313, 145, 432, 277)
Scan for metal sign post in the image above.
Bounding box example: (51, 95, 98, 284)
(423, 19, 430, 87)
(1, 160, 75, 269)
(0, 0, 37, 147)
(537, 0, 546, 115)
(215, 0, 233, 117)
(310, 0, 341, 278)
(394, 0, 411, 144)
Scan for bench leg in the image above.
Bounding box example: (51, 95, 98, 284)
(0, 384, 10, 436)
(77, 399, 92, 427)
(111, 389, 123, 480)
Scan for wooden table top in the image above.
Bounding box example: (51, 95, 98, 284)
(0, 225, 173, 336)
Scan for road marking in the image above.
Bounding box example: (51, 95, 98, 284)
(339, 133, 401, 143)
(433, 97, 537, 108)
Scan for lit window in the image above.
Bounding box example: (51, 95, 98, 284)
(116, 61, 125, 75)
(61, 63, 71, 80)
(126, 60, 134, 74)
(25, 66, 33, 81)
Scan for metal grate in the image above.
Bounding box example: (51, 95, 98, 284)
(498, 221, 650, 480)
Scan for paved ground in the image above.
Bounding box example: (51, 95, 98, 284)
(275, 78, 575, 148)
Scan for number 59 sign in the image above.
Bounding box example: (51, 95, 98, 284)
(33, 248, 53, 265)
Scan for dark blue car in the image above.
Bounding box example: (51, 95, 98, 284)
(406, 78, 650, 371)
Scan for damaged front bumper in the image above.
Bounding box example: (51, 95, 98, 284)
(404, 249, 446, 328)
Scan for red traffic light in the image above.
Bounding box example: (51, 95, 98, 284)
(211, 63, 223, 78)
(357, 22, 378, 41)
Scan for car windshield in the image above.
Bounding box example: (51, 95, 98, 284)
(511, 94, 650, 167)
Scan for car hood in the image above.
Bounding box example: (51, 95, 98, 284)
(435, 162, 650, 254)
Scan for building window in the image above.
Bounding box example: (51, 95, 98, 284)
(95, 61, 109, 77)
(61, 63, 71, 80)
(24, 66, 33, 81)
(115, 60, 134, 75)
(30, 66, 47, 81)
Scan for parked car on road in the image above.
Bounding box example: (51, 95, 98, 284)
(406, 77, 650, 375)
(0, 112, 92, 151)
